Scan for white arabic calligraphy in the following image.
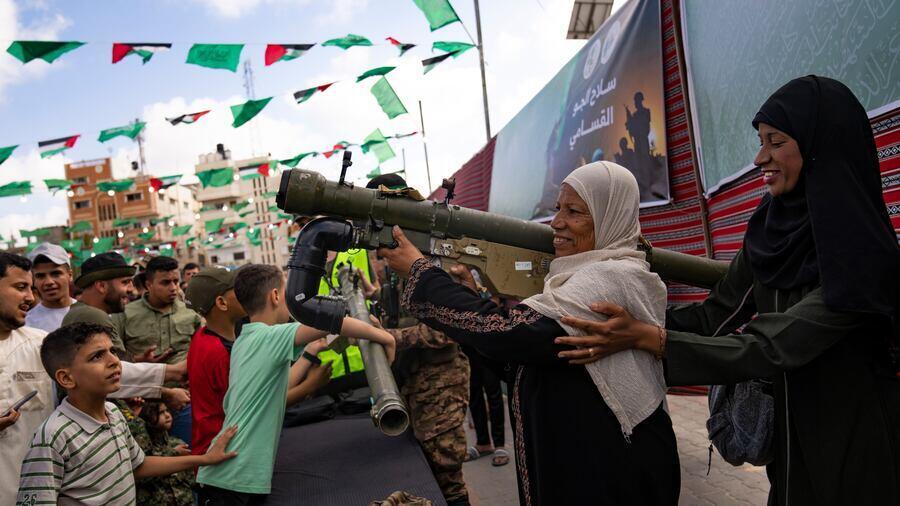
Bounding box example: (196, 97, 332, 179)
(571, 77, 617, 118)
(569, 106, 614, 150)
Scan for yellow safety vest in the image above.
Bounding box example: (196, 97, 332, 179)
(317, 250, 369, 379)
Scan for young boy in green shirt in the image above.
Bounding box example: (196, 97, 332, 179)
(17, 322, 237, 505)
(196, 264, 396, 503)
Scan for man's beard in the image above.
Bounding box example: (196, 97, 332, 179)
(0, 309, 24, 331)
(104, 291, 126, 313)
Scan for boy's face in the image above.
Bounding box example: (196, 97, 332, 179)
(32, 262, 72, 305)
(56, 333, 122, 396)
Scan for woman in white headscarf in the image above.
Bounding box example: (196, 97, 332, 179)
(378, 161, 680, 505)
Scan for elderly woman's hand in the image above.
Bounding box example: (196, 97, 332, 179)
(554, 302, 663, 365)
(376, 226, 424, 277)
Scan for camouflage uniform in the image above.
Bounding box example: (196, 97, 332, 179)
(117, 295, 201, 365)
(388, 323, 470, 505)
(135, 434, 194, 506)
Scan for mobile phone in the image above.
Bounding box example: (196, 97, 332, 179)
(2, 390, 38, 417)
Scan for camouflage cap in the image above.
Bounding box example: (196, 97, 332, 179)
(184, 267, 235, 315)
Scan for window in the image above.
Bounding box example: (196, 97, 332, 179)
(158, 193, 165, 201)
(74, 200, 90, 209)
(211, 255, 219, 264)
(126, 193, 143, 202)
(72, 176, 88, 185)
(182, 202, 189, 209)
(233, 251, 246, 261)
(169, 198, 176, 206)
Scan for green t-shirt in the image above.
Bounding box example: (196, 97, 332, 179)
(196, 322, 303, 494)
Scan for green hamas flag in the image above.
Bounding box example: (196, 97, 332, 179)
(0, 145, 17, 166)
(361, 129, 396, 163)
(138, 231, 156, 241)
(231, 222, 248, 232)
(172, 225, 192, 236)
(66, 221, 92, 233)
(322, 34, 372, 49)
(7, 41, 85, 64)
(280, 152, 317, 167)
(232, 201, 251, 212)
(268, 205, 280, 212)
(150, 215, 174, 226)
(0, 181, 32, 197)
(61, 239, 82, 253)
(366, 167, 382, 178)
(98, 122, 145, 143)
(186, 237, 196, 246)
(44, 179, 74, 193)
(370, 77, 408, 119)
(261, 191, 278, 198)
(97, 179, 134, 193)
(93, 237, 116, 254)
(112, 218, 136, 228)
(205, 218, 225, 233)
(196, 167, 234, 188)
(231, 97, 272, 128)
(412, 0, 460, 31)
(246, 228, 262, 246)
(20, 227, 51, 238)
(356, 66, 395, 82)
(185, 44, 244, 72)
(433, 41, 475, 56)
(239, 210, 254, 218)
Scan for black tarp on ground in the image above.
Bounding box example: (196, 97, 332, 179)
(264, 413, 447, 505)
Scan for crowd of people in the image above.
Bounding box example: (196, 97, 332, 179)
(1, 74, 898, 506)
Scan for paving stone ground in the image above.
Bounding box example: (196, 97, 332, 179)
(463, 394, 770, 505)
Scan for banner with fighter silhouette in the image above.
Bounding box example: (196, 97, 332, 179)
(489, 0, 667, 220)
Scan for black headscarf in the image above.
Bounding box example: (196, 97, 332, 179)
(745, 75, 898, 320)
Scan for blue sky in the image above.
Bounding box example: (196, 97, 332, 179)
(0, 0, 608, 242)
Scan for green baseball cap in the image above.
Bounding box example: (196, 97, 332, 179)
(184, 267, 236, 315)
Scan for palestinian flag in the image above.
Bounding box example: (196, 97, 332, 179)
(293, 83, 334, 104)
(265, 44, 314, 66)
(280, 151, 318, 167)
(386, 37, 416, 56)
(422, 51, 457, 74)
(38, 135, 79, 158)
(167, 110, 210, 126)
(111, 43, 171, 64)
(239, 162, 273, 179)
(322, 142, 351, 159)
(149, 174, 182, 192)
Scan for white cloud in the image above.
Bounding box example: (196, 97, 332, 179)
(0, 0, 71, 102)
(187, 0, 311, 18)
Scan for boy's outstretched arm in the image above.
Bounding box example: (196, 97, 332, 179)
(339, 317, 397, 362)
(134, 425, 238, 478)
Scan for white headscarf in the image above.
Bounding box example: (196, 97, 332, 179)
(523, 161, 668, 436)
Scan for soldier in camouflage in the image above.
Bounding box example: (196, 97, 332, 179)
(135, 401, 194, 506)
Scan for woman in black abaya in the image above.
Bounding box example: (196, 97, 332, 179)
(559, 75, 900, 505)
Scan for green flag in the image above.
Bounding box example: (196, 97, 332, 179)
(356, 66, 395, 82)
(246, 228, 262, 246)
(98, 122, 145, 143)
(7, 41, 85, 64)
(186, 237, 196, 247)
(150, 215, 174, 226)
(138, 231, 156, 241)
(268, 205, 280, 212)
(232, 201, 251, 212)
(412, 0, 460, 31)
(159, 247, 176, 258)
(277, 213, 293, 220)
(196, 167, 234, 188)
(361, 129, 396, 163)
(185, 44, 244, 72)
(0, 145, 17, 166)
(20, 227, 51, 238)
(231, 222, 248, 232)
(112, 218, 136, 228)
(205, 218, 225, 233)
(44, 179, 74, 193)
(97, 179, 134, 193)
(92, 237, 116, 254)
(370, 77, 408, 119)
(0, 181, 32, 197)
(366, 167, 382, 179)
(280, 152, 317, 167)
(261, 191, 278, 198)
(172, 225, 192, 236)
(322, 34, 372, 49)
(239, 210, 254, 218)
(61, 239, 82, 253)
(231, 97, 272, 128)
(66, 221, 92, 233)
(432, 41, 474, 56)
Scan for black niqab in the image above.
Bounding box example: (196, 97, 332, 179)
(745, 75, 898, 320)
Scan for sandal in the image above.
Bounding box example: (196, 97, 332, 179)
(465, 446, 493, 462)
(492, 448, 510, 467)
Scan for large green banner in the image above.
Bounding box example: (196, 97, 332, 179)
(490, 0, 666, 220)
(682, 0, 900, 195)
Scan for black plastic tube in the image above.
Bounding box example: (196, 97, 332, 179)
(285, 217, 355, 334)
